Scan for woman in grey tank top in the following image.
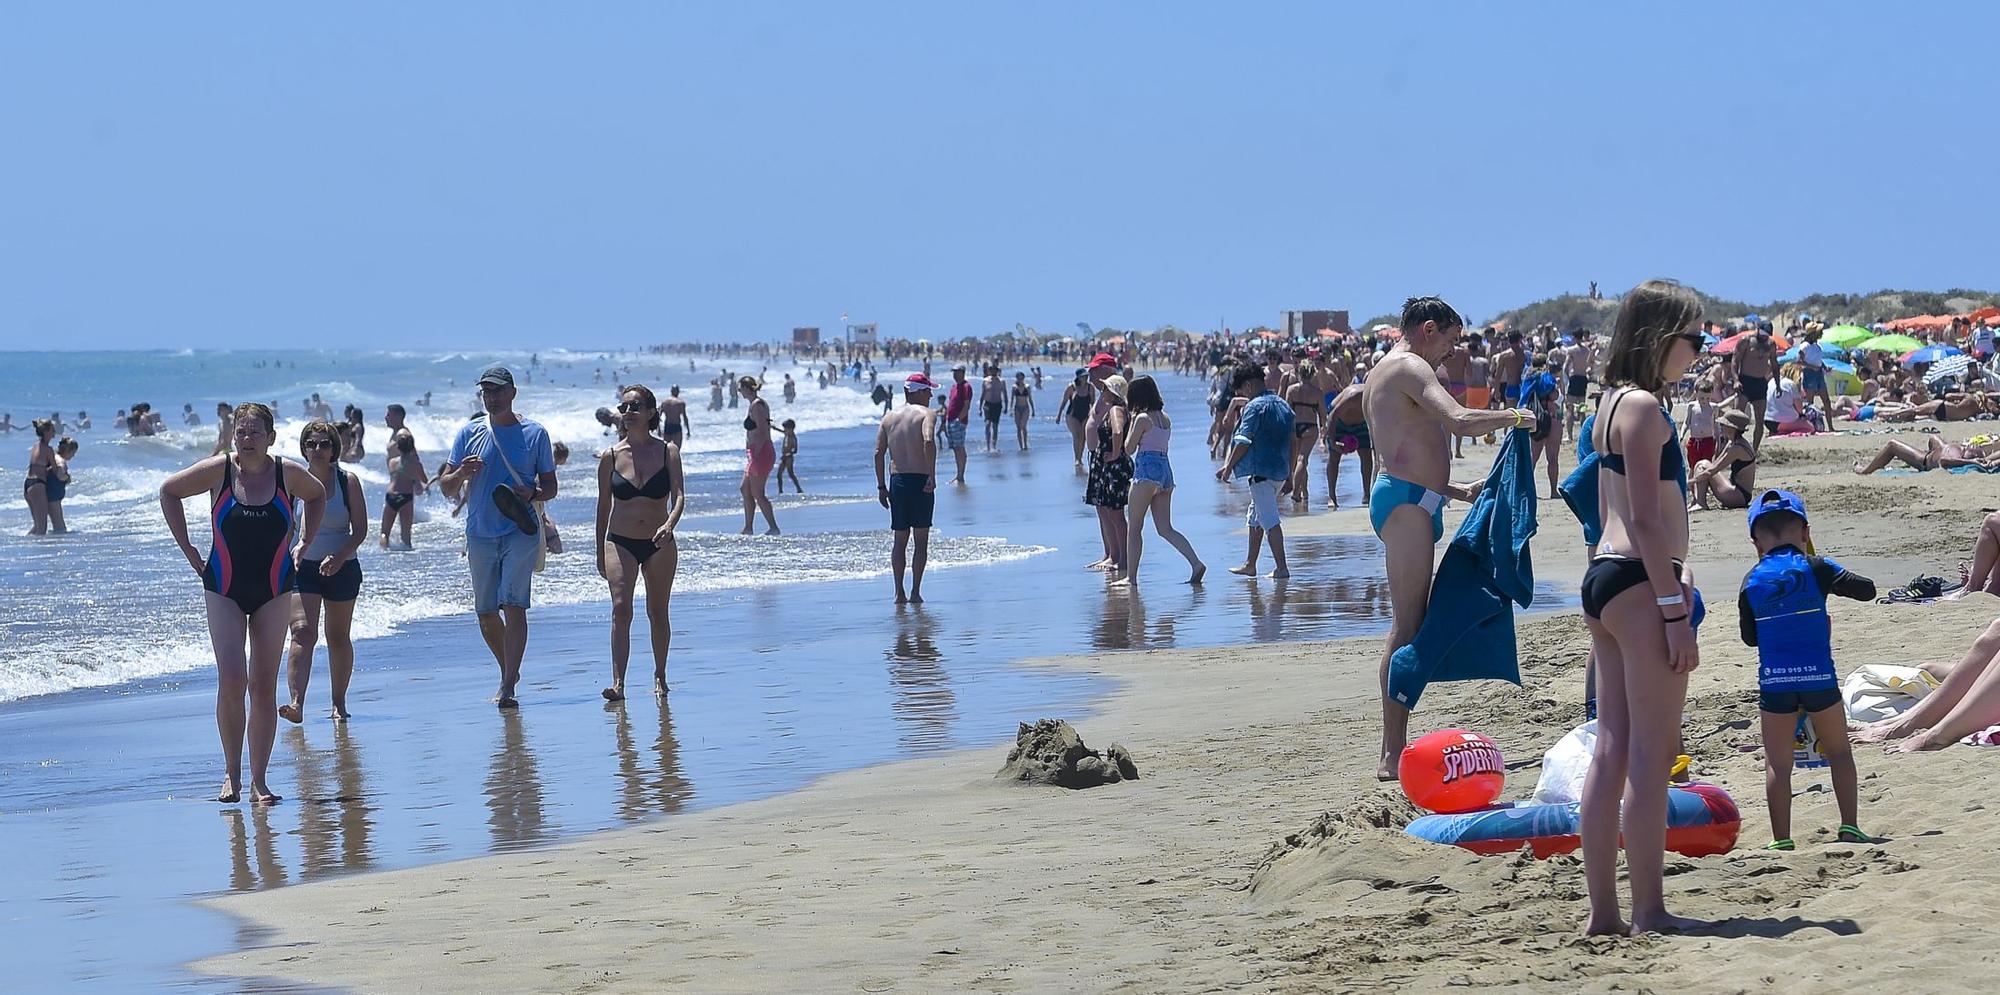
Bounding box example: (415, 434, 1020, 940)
(283, 420, 369, 723)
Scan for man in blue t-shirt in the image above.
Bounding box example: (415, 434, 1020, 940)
(1737, 489, 1875, 850)
(1215, 363, 1294, 578)
(440, 366, 558, 708)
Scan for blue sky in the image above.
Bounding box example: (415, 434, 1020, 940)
(4, 3, 1996, 350)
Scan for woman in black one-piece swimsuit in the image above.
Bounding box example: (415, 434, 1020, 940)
(159, 402, 328, 805)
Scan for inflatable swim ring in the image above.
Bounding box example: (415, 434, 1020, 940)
(1405, 782, 1740, 859)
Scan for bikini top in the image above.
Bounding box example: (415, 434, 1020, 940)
(1598, 388, 1686, 483)
(742, 416, 757, 431)
(610, 460, 673, 501)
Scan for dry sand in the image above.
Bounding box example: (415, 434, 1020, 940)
(196, 425, 2000, 993)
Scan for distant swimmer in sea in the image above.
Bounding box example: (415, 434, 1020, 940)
(284, 420, 368, 724)
(875, 373, 939, 604)
(381, 435, 431, 549)
(595, 385, 685, 701)
(775, 418, 804, 493)
(159, 402, 329, 803)
(438, 367, 558, 709)
(1112, 375, 1204, 589)
(738, 376, 780, 535)
(210, 403, 234, 455)
(23, 418, 56, 535)
(660, 385, 690, 451)
(1364, 296, 1536, 781)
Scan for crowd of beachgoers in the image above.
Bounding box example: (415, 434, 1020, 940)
(15, 290, 2000, 939)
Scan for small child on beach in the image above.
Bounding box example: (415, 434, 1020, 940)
(1737, 489, 1876, 850)
(776, 419, 803, 493)
(1684, 377, 1718, 470)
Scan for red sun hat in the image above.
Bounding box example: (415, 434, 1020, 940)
(1087, 352, 1119, 369)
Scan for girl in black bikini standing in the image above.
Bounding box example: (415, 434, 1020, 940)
(159, 403, 328, 804)
(1577, 280, 1706, 937)
(595, 385, 686, 702)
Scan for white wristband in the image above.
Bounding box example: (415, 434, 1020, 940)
(1655, 593, 1685, 607)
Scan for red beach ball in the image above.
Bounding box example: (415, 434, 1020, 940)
(1399, 729, 1505, 814)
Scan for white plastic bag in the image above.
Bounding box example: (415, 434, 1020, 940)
(1533, 720, 1597, 806)
(1842, 664, 1939, 725)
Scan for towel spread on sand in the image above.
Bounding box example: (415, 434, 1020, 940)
(1387, 430, 1539, 710)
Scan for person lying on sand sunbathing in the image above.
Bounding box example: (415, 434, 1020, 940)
(1856, 617, 2000, 752)
(1852, 435, 2000, 475)
(1874, 392, 1993, 423)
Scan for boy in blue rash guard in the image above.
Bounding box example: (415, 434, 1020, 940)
(1737, 489, 1876, 849)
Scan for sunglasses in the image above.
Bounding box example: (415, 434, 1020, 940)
(617, 401, 654, 414)
(303, 439, 336, 450)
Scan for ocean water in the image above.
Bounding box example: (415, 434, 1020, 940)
(0, 348, 1020, 703)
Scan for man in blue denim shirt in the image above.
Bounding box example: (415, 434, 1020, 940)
(1215, 364, 1295, 577)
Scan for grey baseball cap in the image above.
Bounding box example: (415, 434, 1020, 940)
(477, 366, 515, 388)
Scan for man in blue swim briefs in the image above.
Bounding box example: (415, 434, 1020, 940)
(1363, 296, 1539, 781)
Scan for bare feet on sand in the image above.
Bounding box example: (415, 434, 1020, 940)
(218, 777, 241, 803)
(278, 700, 304, 724)
(1189, 563, 1206, 585)
(1853, 717, 1912, 743)
(1228, 563, 1257, 576)
(1890, 729, 1949, 753)
(1582, 916, 1629, 937)
(1269, 567, 1290, 579)
(1629, 912, 1705, 935)
(602, 685, 625, 702)
(250, 783, 281, 805)
(331, 704, 350, 722)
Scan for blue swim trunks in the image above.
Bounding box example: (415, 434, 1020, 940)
(1369, 473, 1446, 543)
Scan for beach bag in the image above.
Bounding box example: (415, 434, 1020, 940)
(1841, 664, 1940, 724)
(1532, 720, 1597, 805)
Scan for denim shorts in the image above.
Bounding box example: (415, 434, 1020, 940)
(1132, 451, 1174, 490)
(467, 531, 539, 614)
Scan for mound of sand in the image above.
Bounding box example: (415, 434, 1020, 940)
(996, 718, 1138, 788)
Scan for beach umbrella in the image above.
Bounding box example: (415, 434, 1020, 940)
(1924, 354, 1975, 385)
(1779, 343, 1849, 363)
(1821, 357, 1864, 396)
(1822, 325, 1875, 348)
(1901, 344, 1965, 368)
(1854, 334, 1923, 354)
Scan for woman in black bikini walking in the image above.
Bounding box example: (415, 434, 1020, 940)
(1010, 372, 1034, 451)
(595, 385, 686, 701)
(159, 403, 328, 804)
